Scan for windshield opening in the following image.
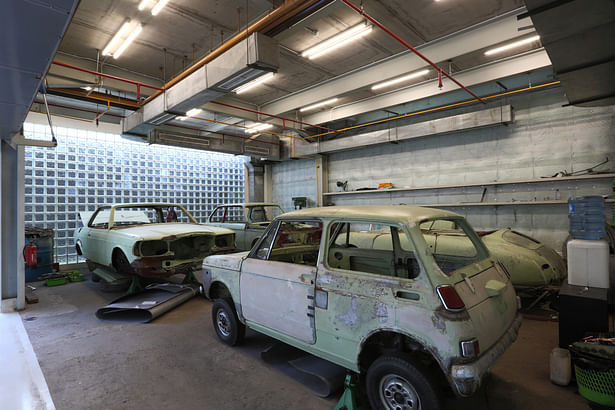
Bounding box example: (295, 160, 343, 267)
(101, 205, 196, 228)
(420, 218, 489, 275)
(247, 205, 283, 223)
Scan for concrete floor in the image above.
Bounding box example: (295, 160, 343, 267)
(20, 273, 591, 410)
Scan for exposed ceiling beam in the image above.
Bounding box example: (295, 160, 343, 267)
(302, 49, 552, 124)
(261, 9, 531, 115)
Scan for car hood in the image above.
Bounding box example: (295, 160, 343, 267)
(112, 223, 234, 240)
(204, 251, 250, 271)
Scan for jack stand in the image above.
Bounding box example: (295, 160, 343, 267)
(335, 373, 365, 410)
(182, 269, 197, 285)
(127, 275, 144, 295)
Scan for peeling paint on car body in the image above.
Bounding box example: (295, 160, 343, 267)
(203, 205, 521, 398)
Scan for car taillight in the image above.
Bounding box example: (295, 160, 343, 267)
(460, 338, 480, 358)
(436, 285, 465, 311)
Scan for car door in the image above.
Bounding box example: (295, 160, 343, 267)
(313, 221, 421, 368)
(240, 219, 322, 344)
(84, 208, 112, 265)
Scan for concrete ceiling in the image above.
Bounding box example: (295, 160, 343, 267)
(24, 0, 608, 154)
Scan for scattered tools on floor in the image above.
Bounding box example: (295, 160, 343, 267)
(37, 270, 84, 287)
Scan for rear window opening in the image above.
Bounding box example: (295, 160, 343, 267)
(420, 219, 489, 275)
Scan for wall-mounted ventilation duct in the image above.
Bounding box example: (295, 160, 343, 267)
(145, 127, 280, 160)
(293, 105, 512, 156)
(121, 32, 279, 138)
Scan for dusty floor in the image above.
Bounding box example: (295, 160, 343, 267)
(21, 273, 590, 410)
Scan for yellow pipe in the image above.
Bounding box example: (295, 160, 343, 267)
(306, 81, 561, 139)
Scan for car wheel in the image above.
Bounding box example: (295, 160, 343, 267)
(112, 249, 135, 275)
(211, 298, 245, 346)
(366, 354, 441, 410)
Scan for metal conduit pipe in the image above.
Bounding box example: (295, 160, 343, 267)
(341, 0, 486, 104)
(144, 0, 331, 104)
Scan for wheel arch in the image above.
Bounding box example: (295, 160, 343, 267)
(358, 329, 448, 387)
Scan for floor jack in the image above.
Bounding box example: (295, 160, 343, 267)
(335, 373, 367, 410)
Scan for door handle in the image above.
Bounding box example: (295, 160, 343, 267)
(395, 290, 420, 301)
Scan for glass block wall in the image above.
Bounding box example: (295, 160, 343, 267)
(23, 122, 246, 265)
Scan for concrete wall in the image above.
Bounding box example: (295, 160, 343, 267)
(271, 87, 615, 251)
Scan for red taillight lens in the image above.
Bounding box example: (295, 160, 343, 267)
(437, 285, 466, 311)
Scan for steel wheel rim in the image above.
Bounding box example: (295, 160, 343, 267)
(379, 374, 421, 410)
(216, 309, 231, 337)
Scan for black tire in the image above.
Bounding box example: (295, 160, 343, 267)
(366, 353, 442, 410)
(211, 298, 245, 346)
(112, 249, 135, 275)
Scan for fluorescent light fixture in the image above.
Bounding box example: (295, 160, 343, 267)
(81, 86, 93, 91)
(484, 35, 540, 56)
(102, 21, 132, 56)
(234, 72, 275, 94)
(185, 108, 202, 117)
(151, 0, 170, 16)
(245, 123, 273, 134)
(177, 116, 188, 121)
(371, 69, 430, 90)
(299, 98, 339, 112)
(301, 23, 372, 59)
(113, 23, 143, 59)
(138, 0, 152, 10)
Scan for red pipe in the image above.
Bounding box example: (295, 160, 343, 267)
(33, 99, 126, 119)
(210, 101, 339, 133)
(52, 60, 163, 99)
(340, 0, 486, 104)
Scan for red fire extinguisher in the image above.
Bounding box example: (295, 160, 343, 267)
(24, 242, 38, 267)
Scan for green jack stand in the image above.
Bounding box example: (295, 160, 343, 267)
(335, 373, 366, 410)
(126, 275, 143, 294)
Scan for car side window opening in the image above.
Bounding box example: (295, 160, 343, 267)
(88, 208, 111, 229)
(252, 220, 323, 267)
(210, 206, 227, 223)
(419, 218, 489, 275)
(327, 222, 420, 279)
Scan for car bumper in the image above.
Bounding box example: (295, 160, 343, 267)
(450, 312, 523, 397)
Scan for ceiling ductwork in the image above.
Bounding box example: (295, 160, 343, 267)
(523, 0, 615, 107)
(122, 32, 279, 138)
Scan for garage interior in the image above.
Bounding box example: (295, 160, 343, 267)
(1, 0, 614, 409)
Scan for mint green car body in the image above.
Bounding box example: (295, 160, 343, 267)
(205, 203, 284, 251)
(203, 205, 521, 404)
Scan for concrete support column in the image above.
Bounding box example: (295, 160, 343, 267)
(264, 163, 273, 203)
(1, 141, 25, 312)
(244, 158, 265, 203)
(316, 155, 328, 207)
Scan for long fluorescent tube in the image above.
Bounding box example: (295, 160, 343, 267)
(113, 24, 143, 59)
(485, 35, 540, 56)
(151, 0, 170, 16)
(299, 98, 339, 112)
(102, 21, 132, 56)
(185, 108, 202, 117)
(302, 23, 372, 59)
(371, 69, 429, 90)
(234, 72, 275, 94)
(138, 0, 152, 10)
(245, 123, 273, 134)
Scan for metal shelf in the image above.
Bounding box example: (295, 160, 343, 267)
(324, 173, 615, 197)
(413, 198, 615, 208)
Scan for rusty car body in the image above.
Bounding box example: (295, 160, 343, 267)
(202, 205, 522, 409)
(75, 203, 235, 279)
(205, 202, 284, 250)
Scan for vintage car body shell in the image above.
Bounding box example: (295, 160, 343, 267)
(203, 205, 521, 397)
(75, 203, 235, 278)
(481, 229, 566, 286)
(205, 202, 284, 250)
